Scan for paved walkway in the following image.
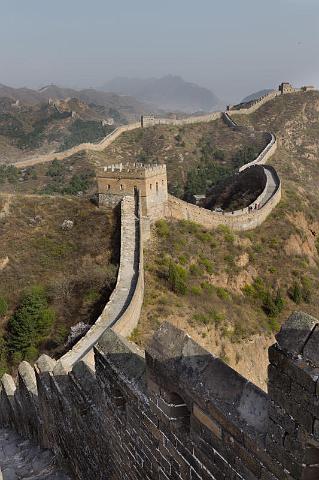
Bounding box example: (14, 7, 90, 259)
(0, 429, 71, 480)
(260, 167, 278, 207)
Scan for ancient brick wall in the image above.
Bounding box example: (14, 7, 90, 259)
(1, 313, 319, 479)
(165, 182, 281, 232)
(57, 193, 144, 372)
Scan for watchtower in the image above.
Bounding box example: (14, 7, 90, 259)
(279, 82, 295, 94)
(97, 162, 168, 221)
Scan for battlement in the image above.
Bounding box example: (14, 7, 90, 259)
(97, 162, 168, 222)
(1, 312, 319, 479)
(98, 162, 167, 179)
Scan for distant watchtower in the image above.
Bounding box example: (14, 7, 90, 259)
(97, 163, 168, 221)
(279, 82, 295, 94)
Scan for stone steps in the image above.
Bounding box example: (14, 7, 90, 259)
(0, 428, 71, 479)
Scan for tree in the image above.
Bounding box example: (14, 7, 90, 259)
(168, 261, 188, 295)
(289, 282, 302, 304)
(7, 286, 55, 359)
(263, 288, 284, 317)
(0, 337, 8, 376)
(0, 296, 8, 318)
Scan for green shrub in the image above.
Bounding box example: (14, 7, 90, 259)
(209, 310, 225, 325)
(190, 286, 202, 296)
(301, 276, 312, 303)
(199, 257, 214, 274)
(217, 225, 234, 243)
(216, 287, 230, 301)
(0, 337, 8, 377)
(178, 255, 188, 265)
(288, 282, 302, 304)
(263, 289, 284, 317)
(83, 289, 100, 304)
(155, 219, 170, 237)
(0, 297, 8, 317)
(168, 261, 188, 295)
(192, 313, 210, 326)
(128, 327, 141, 343)
(179, 220, 200, 234)
(189, 263, 203, 276)
(46, 159, 66, 177)
(201, 281, 214, 294)
(195, 231, 214, 244)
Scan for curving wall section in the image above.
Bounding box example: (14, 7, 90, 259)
(56, 193, 144, 373)
(14, 113, 222, 169)
(166, 109, 281, 231)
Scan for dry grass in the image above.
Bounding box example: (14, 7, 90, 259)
(92, 119, 268, 194)
(136, 92, 319, 389)
(0, 194, 119, 358)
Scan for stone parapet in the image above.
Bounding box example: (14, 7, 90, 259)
(1, 313, 319, 479)
(56, 193, 144, 372)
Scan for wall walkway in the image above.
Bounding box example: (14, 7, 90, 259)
(56, 194, 144, 373)
(166, 109, 281, 231)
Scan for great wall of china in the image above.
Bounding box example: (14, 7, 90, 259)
(1, 84, 319, 479)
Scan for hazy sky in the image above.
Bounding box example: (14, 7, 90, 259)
(1, 0, 318, 102)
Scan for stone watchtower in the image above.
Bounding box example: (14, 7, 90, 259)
(279, 82, 295, 94)
(97, 162, 168, 222)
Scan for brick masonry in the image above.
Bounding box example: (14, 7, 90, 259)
(1, 313, 319, 479)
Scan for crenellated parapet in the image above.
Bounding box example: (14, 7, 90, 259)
(1, 312, 319, 479)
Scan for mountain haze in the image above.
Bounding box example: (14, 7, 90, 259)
(0, 84, 149, 121)
(101, 75, 220, 113)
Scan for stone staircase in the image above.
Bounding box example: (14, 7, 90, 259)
(0, 429, 70, 480)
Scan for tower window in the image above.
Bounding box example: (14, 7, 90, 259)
(120, 184, 123, 190)
(150, 184, 152, 190)
(156, 182, 159, 193)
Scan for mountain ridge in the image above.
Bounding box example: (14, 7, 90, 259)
(101, 75, 220, 113)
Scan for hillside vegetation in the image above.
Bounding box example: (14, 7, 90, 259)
(97, 118, 268, 199)
(0, 195, 118, 373)
(134, 91, 319, 390)
(0, 153, 97, 196)
(0, 98, 115, 162)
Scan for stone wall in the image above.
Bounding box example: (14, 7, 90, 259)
(165, 178, 281, 231)
(227, 91, 281, 115)
(1, 313, 319, 479)
(14, 113, 222, 169)
(141, 112, 222, 127)
(56, 193, 144, 372)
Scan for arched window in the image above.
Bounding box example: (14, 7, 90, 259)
(120, 184, 123, 190)
(156, 182, 159, 193)
(107, 184, 111, 190)
(150, 183, 152, 190)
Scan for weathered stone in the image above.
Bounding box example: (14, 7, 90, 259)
(275, 311, 318, 356)
(303, 324, 319, 366)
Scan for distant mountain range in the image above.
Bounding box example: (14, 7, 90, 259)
(100, 75, 220, 113)
(241, 89, 275, 103)
(0, 84, 148, 122)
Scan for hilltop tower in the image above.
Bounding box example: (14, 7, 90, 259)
(279, 82, 295, 94)
(97, 162, 168, 222)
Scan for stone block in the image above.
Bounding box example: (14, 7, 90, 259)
(303, 324, 319, 367)
(275, 311, 318, 356)
(193, 404, 222, 440)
